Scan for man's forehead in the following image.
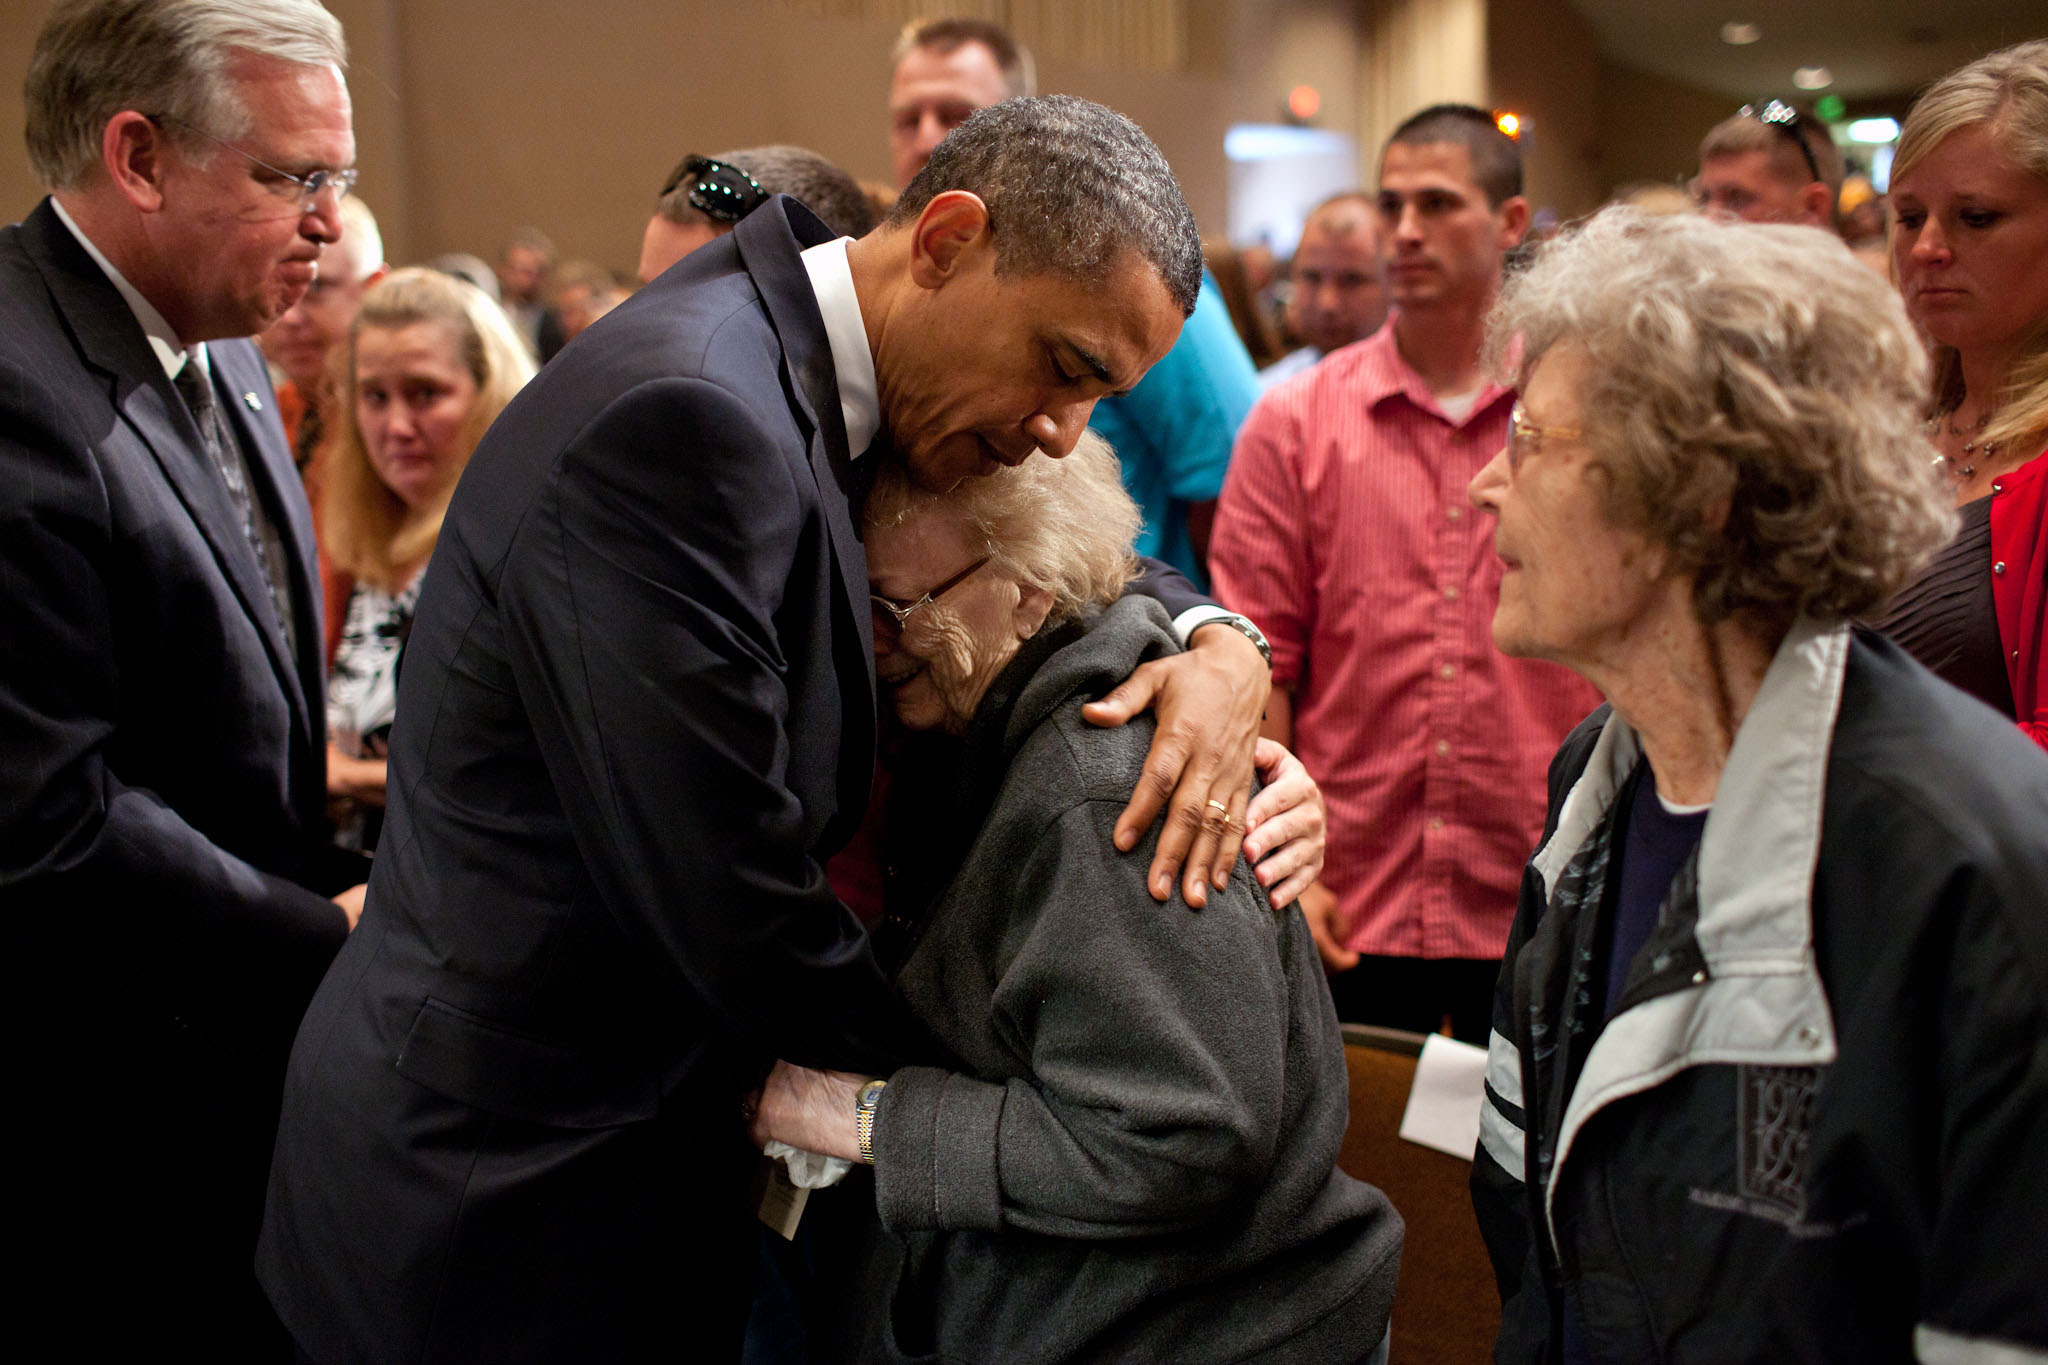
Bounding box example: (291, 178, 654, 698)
(890, 41, 1007, 110)
(1378, 140, 1481, 193)
(1701, 148, 1803, 191)
(1040, 268, 1177, 386)
(1301, 218, 1377, 256)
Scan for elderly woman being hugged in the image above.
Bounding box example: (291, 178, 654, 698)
(1466, 208, 2048, 1362)
(749, 433, 1403, 1364)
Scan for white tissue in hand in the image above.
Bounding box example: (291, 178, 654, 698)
(764, 1140, 852, 1188)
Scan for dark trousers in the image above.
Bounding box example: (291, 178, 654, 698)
(1324, 953, 1500, 1044)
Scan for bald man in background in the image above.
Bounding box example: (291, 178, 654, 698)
(1262, 190, 1388, 387)
(260, 194, 385, 465)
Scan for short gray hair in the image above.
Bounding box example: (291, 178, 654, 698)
(890, 17, 1034, 98)
(26, 0, 347, 191)
(654, 144, 877, 240)
(866, 429, 1141, 628)
(887, 94, 1204, 316)
(1487, 207, 1955, 626)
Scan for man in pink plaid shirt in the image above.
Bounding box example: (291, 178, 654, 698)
(1212, 105, 1600, 1042)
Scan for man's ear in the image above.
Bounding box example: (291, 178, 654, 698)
(1799, 181, 1835, 229)
(908, 190, 992, 289)
(102, 111, 170, 213)
(1497, 194, 1531, 250)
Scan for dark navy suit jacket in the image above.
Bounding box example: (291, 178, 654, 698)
(0, 199, 354, 1357)
(260, 198, 1215, 1363)
(263, 200, 920, 1363)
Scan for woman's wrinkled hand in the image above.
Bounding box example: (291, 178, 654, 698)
(1244, 738, 1326, 908)
(746, 1059, 866, 1163)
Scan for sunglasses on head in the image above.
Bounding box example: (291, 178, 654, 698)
(661, 155, 769, 225)
(1737, 100, 1824, 185)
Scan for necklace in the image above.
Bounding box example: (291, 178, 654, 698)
(1931, 409, 2000, 484)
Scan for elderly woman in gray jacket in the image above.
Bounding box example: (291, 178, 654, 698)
(750, 433, 1402, 1364)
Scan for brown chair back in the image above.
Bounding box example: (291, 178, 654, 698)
(1337, 1023, 1502, 1364)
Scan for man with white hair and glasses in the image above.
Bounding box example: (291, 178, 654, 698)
(0, 0, 366, 1355)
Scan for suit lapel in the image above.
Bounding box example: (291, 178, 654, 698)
(21, 201, 317, 748)
(734, 200, 879, 827)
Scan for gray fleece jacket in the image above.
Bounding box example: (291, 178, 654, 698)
(849, 596, 1402, 1364)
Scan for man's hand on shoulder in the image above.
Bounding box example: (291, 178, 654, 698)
(1081, 620, 1268, 907)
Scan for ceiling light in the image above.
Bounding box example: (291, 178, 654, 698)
(1793, 66, 1833, 90)
(1846, 117, 1902, 143)
(1721, 22, 1762, 45)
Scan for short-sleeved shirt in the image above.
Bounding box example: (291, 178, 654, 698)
(1088, 273, 1259, 587)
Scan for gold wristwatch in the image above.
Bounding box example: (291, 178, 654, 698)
(855, 1078, 887, 1166)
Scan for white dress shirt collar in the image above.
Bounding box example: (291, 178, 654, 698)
(799, 235, 878, 459)
(49, 196, 206, 382)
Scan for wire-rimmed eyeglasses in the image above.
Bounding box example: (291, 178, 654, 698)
(1506, 401, 1582, 473)
(148, 113, 358, 213)
(1737, 99, 1824, 186)
(871, 555, 992, 630)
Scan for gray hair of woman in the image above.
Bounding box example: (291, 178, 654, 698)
(1892, 38, 2048, 456)
(865, 430, 1142, 626)
(1486, 206, 1956, 628)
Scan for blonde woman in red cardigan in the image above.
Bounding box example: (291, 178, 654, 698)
(1876, 39, 2048, 749)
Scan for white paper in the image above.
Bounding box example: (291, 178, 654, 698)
(1396, 1032, 1488, 1160)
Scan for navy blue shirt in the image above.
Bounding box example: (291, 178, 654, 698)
(1603, 766, 1709, 1018)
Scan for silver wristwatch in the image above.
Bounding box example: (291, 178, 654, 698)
(1204, 613, 1272, 669)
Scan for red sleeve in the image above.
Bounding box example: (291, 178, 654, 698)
(1990, 447, 2048, 752)
(1209, 393, 1315, 690)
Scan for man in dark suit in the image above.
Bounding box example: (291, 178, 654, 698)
(0, 1, 367, 1355)
(261, 96, 1302, 1362)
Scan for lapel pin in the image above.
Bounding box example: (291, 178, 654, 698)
(242, 392, 263, 412)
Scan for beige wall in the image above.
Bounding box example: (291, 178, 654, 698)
(1595, 59, 1739, 201)
(2, 0, 1364, 280)
(1486, 0, 1602, 220)
(1358, 0, 1487, 172)
(1, 0, 1739, 278)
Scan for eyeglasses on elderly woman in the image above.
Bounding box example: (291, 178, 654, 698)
(869, 553, 991, 630)
(1506, 400, 1582, 473)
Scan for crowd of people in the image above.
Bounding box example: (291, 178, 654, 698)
(1, 1, 2044, 1362)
